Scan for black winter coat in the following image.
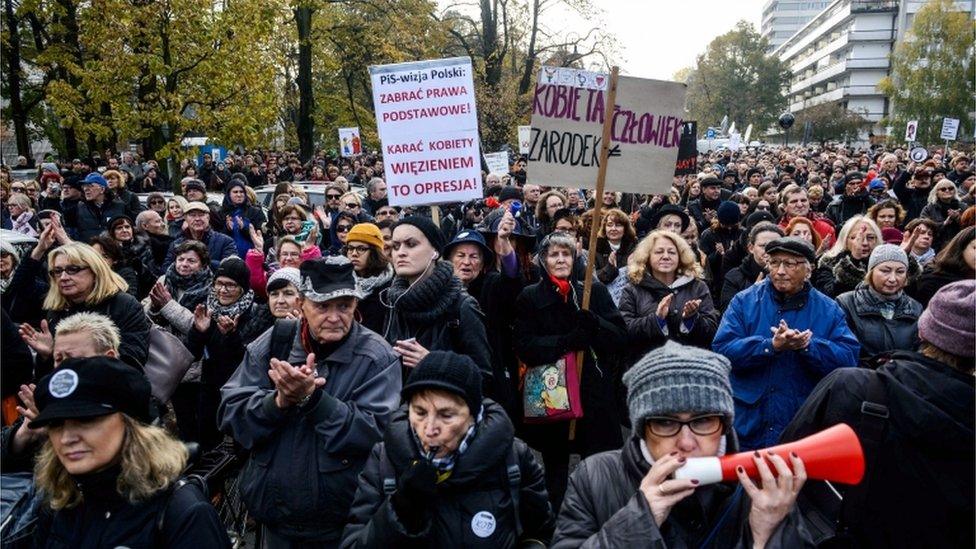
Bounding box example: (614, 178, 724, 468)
(699, 225, 744, 295)
(116, 187, 145, 220)
(187, 301, 274, 388)
(513, 276, 627, 456)
(892, 174, 929, 221)
(835, 285, 921, 365)
(382, 261, 492, 389)
(825, 194, 875, 227)
(617, 273, 719, 358)
(29, 466, 230, 548)
(341, 401, 555, 548)
(593, 238, 636, 286)
(64, 197, 127, 242)
(780, 352, 974, 549)
(552, 436, 813, 548)
(468, 270, 525, 420)
(3, 255, 49, 326)
(908, 265, 972, 307)
(719, 255, 764, 311)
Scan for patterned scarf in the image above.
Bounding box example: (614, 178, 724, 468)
(164, 263, 213, 309)
(414, 405, 484, 483)
(205, 287, 254, 321)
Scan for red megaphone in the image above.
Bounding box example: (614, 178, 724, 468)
(674, 423, 864, 486)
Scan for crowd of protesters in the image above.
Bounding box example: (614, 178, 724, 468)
(0, 141, 973, 548)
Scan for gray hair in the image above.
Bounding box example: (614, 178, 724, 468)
(367, 177, 385, 194)
(134, 209, 160, 230)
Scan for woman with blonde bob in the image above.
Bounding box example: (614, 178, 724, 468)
(618, 230, 720, 358)
(814, 215, 915, 297)
(19, 241, 149, 373)
(28, 356, 230, 547)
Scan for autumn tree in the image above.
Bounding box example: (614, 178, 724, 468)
(685, 21, 790, 133)
(793, 101, 870, 145)
(878, 0, 975, 144)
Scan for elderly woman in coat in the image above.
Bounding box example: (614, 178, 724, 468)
(618, 230, 719, 359)
(341, 352, 554, 548)
(553, 342, 812, 548)
(836, 244, 923, 366)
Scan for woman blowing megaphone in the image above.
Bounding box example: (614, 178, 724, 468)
(551, 342, 815, 548)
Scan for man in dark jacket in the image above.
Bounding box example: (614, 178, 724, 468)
(219, 257, 402, 547)
(341, 352, 554, 548)
(781, 279, 974, 549)
(163, 202, 238, 271)
(62, 172, 127, 242)
(554, 342, 813, 548)
(825, 172, 875, 227)
(686, 177, 731, 230)
(893, 163, 934, 221)
(719, 222, 782, 310)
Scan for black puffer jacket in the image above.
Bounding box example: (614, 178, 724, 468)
(552, 435, 813, 548)
(28, 465, 230, 548)
(468, 269, 525, 420)
(341, 401, 555, 548)
(780, 352, 974, 549)
(617, 273, 719, 358)
(513, 276, 627, 457)
(835, 285, 922, 365)
(719, 254, 764, 311)
(63, 197, 127, 242)
(382, 261, 492, 386)
(825, 194, 875, 227)
(593, 238, 636, 286)
(186, 301, 275, 388)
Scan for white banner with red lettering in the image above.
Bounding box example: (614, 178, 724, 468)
(369, 57, 482, 207)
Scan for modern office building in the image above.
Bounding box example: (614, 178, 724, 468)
(761, 0, 832, 51)
(773, 0, 974, 138)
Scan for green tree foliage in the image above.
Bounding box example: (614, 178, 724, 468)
(685, 21, 790, 133)
(793, 101, 870, 145)
(878, 0, 975, 144)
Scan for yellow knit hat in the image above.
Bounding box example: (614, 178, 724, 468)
(346, 223, 384, 250)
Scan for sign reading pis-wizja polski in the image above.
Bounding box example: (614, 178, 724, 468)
(527, 66, 687, 195)
(369, 57, 482, 207)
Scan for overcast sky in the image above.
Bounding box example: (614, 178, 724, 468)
(438, 0, 768, 81)
(584, 0, 767, 80)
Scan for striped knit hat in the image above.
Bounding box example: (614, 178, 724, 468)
(622, 341, 734, 438)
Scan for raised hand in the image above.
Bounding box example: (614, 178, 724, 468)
(681, 299, 702, 319)
(192, 304, 212, 333)
(268, 353, 324, 408)
(656, 293, 675, 320)
(20, 320, 53, 358)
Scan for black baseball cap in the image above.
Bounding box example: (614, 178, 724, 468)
(30, 357, 153, 428)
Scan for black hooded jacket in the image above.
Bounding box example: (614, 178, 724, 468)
(341, 400, 554, 548)
(780, 351, 974, 549)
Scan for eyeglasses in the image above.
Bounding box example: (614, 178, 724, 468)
(149, 199, 165, 205)
(344, 244, 371, 255)
(336, 225, 352, 233)
(767, 258, 806, 270)
(344, 202, 360, 209)
(376, 209, 395, 217)
(49, 265, 90, 277)
(646, 415, 723, 437)
(215, 281, 240, 292)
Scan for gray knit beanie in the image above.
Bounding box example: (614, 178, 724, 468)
(867, 244, 908, 272)
(622, 341, 734, 438)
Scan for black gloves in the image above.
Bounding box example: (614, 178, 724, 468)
(563, 309, 600, 349)
(391, 459, 438, 532)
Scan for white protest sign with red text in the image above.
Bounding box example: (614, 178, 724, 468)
(528, 66, 686, 195)
(369, 57, 482, 207)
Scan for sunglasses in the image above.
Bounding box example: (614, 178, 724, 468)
(327, 194, 342, 200)
(149, 199, 165, 205)
(10, 187, 25, 193)
(344, 202, 359, 209)
(49, 265, 90, 277)
(336, 225, 352, 233)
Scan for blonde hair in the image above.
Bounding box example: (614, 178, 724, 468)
(102, 169, 126, 189)
(54, 312, 121, 353)
(168, 196, 189, 217)
(928, 178, 957, 204)
(824, 215, 882, 259)
(628, 230, 702, 283)
(44, 243, 128, 310)
(34, 415, 187, 510)
(7, 193, 33, 212)
(340, 191, 361, 206)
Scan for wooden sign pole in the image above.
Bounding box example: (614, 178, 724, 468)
(570, 65, 619, 441)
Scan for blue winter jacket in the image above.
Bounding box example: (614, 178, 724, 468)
(163, 229, 239, 272)
(712, 279, 858, 450)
